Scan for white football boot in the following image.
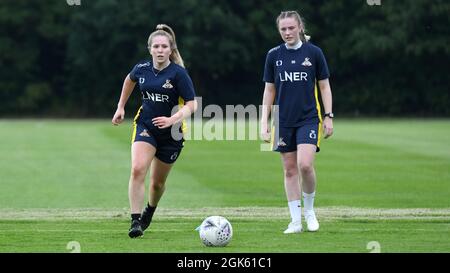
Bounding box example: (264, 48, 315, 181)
(304, 210, 319, 232)
(283, 221, 303, 234)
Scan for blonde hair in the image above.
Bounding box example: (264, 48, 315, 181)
(276, 11, 311, 42)
(147, 24, 185, 67)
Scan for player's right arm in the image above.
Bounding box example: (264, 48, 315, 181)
(260, 82, 276, 142)
(112, 74, 136, 126)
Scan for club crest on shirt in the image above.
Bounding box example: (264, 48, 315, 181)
(301, 57, 312, 66)
(162, 79, 173, 89)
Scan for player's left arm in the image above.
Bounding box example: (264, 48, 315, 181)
(318, 78, 333, 139)
(152, 99, 197, 129)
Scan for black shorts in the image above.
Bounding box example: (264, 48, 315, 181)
(273, 123, 321, 153)
(132, 121, 184, 164)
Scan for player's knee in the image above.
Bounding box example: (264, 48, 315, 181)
(283, 166, 298, 178)
(130, 165, 147, 180)
(299, 163, 314, 174)
(150, 180, 165, 191)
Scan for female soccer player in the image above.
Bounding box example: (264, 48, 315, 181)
(112, 24, 198, 238)
(260, 11, 334, 233)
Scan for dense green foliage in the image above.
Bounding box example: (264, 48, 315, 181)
(1, 0, 448, 117)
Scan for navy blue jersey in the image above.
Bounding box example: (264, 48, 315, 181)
(129, 60, 196, 131)
(263, 42, 330, 127)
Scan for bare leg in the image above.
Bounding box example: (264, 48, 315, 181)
(129, 142, 156, 214)
(149, 158, 173, 207)
(280, 151, 303, 233)
(297, 144, 317, 194)
(297, 144, 319, 231)
(280, 151, 301, 201)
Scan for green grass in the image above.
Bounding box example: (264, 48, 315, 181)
(0, 119, 449, 252)
(0, 207, 449, 253)
(1, 218, 448, 253)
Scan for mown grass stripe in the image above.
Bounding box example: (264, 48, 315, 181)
(0, 207, 449, 220)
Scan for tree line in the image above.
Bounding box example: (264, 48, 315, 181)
(0, 0, 448, 117)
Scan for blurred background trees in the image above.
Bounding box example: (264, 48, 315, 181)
(0, 0, 448, 117)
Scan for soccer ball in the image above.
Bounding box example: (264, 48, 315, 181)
(197, 216, 233, 247)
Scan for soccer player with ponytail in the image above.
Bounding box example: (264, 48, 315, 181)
(261, 11, 333, 234)
(112, 24, 197, 238)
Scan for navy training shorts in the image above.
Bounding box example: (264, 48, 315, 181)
(273, 123, 321, 153)
(132, 121, 184, 164)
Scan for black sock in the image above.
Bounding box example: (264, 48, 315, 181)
(131, 213, 141, 221)
(145, 203, 157, 213)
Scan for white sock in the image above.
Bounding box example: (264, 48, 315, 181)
(302, 191, 315, 212)
(288, 200, 302, 223)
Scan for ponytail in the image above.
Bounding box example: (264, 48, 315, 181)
(276, 11, 310, 42)
(148, 24, 185, 67)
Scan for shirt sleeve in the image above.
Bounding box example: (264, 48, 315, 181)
(129, 64, 139, 82)
(263, 51, 275, 83)
(315, 48, 330, 80)
(176, 69, 196, 101)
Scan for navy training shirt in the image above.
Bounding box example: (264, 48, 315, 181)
(129, 60, 196, 131)
(263, 42, 330, 127)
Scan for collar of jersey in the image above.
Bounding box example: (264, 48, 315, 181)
(285, 40, 303, 50)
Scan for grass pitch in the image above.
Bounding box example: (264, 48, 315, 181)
(0, 119, 449, 252)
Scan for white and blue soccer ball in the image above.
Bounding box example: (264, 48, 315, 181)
(196, 216, 233, 247)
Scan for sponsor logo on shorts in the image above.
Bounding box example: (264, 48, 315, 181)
(309, 130, 317, 139)
(277, 137, 287, 147)
(139, 129, 150, 137)
(170, 152, 178, 161)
